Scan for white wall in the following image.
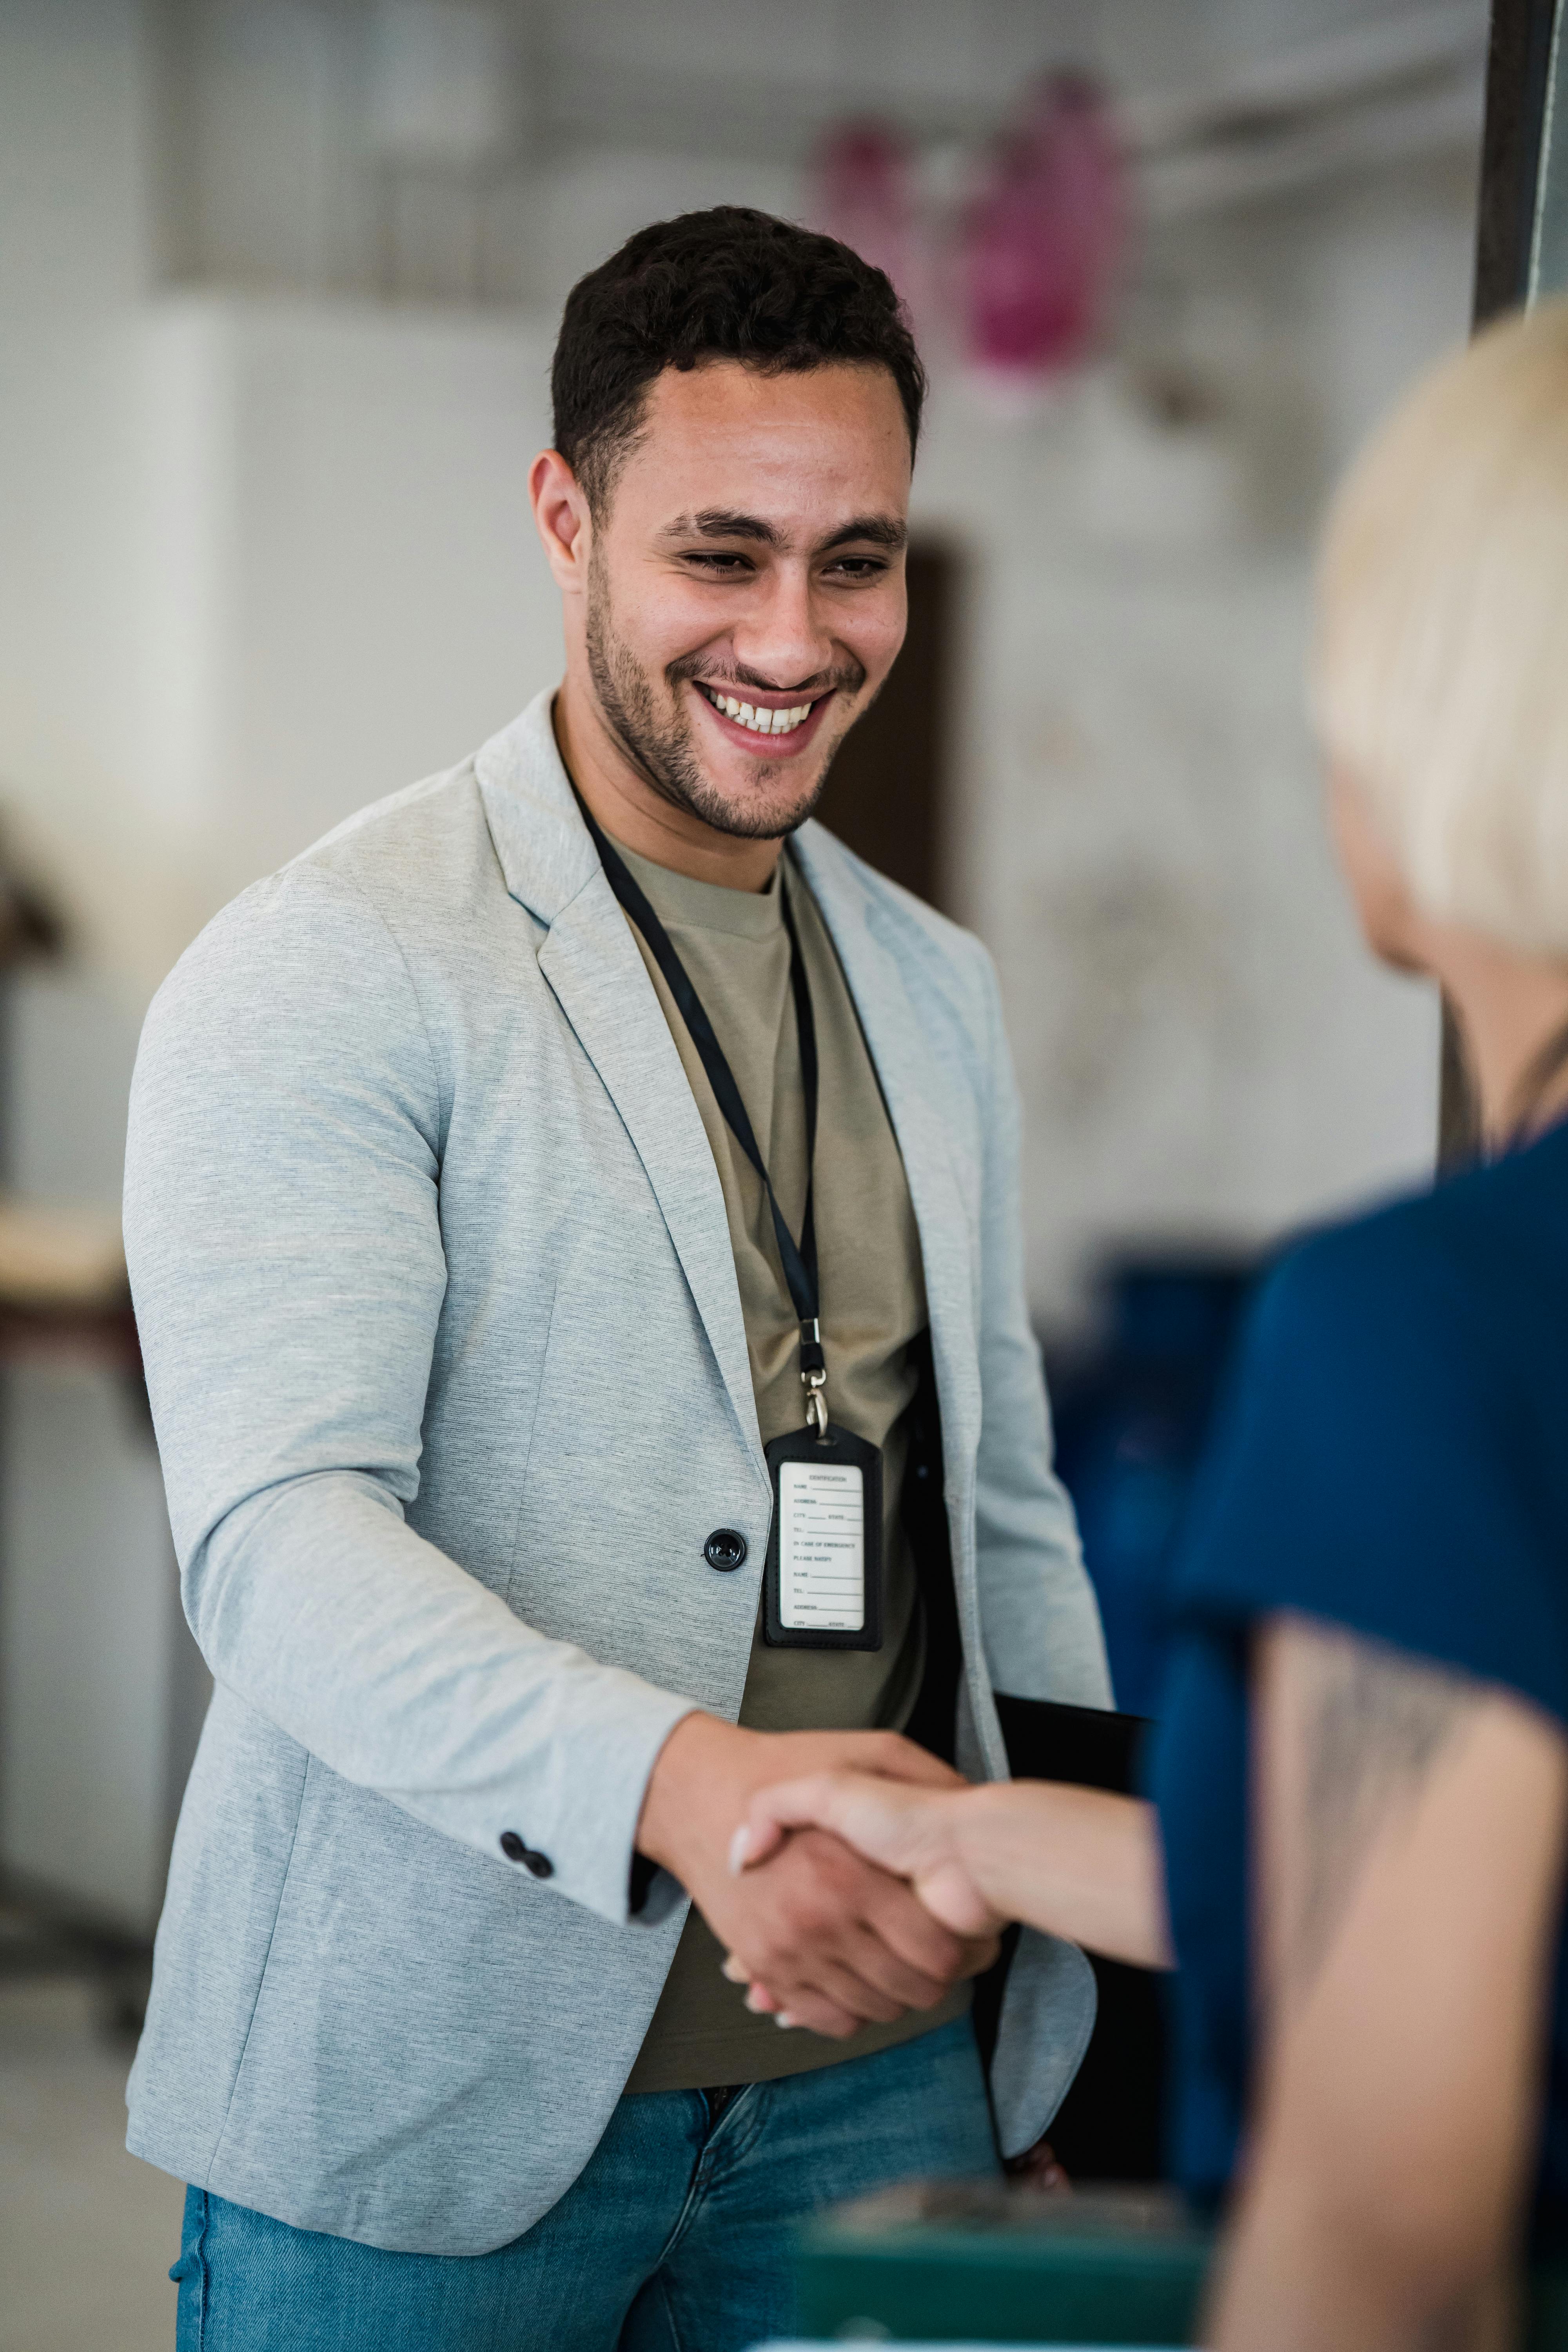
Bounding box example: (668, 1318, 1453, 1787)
(138, 295, 563, 909)
(921, 156, 1478, 1322)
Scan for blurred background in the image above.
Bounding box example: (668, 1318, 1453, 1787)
(0, 0, 1485, 2341)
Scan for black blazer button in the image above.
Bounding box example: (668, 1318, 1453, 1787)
(704, 1528, 747, 1572)
(522, 1849, 554, 1880)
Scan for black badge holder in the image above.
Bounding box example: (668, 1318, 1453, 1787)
(763, 1423, 883, 1651)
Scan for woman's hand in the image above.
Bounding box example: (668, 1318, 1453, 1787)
(728, 1769, 1007, 1938)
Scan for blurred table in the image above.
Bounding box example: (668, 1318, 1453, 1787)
(0, 1196, 137, 1376)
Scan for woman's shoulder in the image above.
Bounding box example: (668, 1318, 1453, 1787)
(1257, 1120, 1568, 1376)
(1169, 1125, 1568, 1713)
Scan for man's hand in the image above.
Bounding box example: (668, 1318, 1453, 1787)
(636, 1715, 999, 2039)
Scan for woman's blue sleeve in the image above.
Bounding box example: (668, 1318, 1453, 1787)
(1167, 1214, 1568, 1725)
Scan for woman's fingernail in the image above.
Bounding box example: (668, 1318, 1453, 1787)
(728, 1824, 751, 1875)
(774, 2014, 798, 2030)
(720, 1954, 748, 1984)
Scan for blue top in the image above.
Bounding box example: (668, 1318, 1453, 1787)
(1153, 1117, 1568, 2225)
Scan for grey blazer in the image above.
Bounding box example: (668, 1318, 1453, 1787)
(123, 691, 1112, 2256)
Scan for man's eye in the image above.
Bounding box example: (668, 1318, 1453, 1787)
(826, 558, 889, 581)
(685, 551, 754, 574)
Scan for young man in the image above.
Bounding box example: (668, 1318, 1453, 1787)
(126, 209, 1111, 2350)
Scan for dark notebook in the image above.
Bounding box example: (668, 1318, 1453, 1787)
(992, 1694, 1151, 1797)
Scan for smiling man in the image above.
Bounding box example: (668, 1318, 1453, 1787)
(123, 210, 1111, 2351)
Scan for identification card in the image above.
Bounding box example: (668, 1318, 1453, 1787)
(762, 1424, 882, 1651)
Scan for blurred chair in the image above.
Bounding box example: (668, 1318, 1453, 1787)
(1027, 1255, 1256, 2187)
(1048, 1256, 1258, 1722)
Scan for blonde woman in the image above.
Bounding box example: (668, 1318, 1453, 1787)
(730, 303, 1568, 2351)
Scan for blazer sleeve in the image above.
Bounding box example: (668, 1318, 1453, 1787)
(969, 941, 1113, 1709)
(125, 861, 694, 1928)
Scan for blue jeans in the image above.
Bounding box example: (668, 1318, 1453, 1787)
(171, 2013, 996, 2351)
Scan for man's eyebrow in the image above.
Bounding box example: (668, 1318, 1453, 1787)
(661, 509, 783, 546)
(657, 510, 908, 554)
(817, 515, 907, 554)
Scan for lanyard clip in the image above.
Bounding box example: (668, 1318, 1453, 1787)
(800, 1319, 829, 1438)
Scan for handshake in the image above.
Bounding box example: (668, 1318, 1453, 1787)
(635, 1715, 1003, 2040)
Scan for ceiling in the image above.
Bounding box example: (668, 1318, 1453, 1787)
(156, 0, 1490, 301)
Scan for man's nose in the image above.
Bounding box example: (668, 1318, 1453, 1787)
(730, 563, 834, 689)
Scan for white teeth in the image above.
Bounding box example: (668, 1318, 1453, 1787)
(702, 685, 815, 736)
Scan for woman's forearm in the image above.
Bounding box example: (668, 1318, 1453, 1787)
(1210, 2174, 1514, 2352)
(949, 1781, 1172, 1968)
(1201, 1622, 1567, 2352)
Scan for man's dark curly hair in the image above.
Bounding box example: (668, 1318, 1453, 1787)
(551, 206, 926, 514)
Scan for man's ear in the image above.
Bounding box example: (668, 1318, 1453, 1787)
(530, 449, 592, 594)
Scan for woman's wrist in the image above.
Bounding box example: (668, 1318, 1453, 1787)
(945, 1779, 1171, 1965)
(943, 1779, 1028, 1922)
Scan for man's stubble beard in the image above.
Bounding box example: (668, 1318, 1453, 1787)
(584, 551, 867, 842)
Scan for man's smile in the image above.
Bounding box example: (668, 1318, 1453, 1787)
(690, 679, 838, 756)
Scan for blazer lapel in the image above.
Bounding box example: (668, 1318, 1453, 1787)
(537, 881, 765, 1469)
(476, 696, 765, 1477)
(790, 828, 983, 1481)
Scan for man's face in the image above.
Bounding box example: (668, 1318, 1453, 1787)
(581, 359, 912, 840)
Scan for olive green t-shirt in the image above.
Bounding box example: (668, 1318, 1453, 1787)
(613, 838, 968, 2094)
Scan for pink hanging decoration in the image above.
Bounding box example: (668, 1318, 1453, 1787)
(811, 120, 916, 305)
(961, 75, 1128, 390)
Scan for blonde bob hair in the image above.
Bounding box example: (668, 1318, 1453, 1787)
(1315, 300, 1568, 957)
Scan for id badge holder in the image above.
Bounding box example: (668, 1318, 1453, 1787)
(762, 1423, 883, 1651)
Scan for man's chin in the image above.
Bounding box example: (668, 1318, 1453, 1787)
(672, 766, 831, 843)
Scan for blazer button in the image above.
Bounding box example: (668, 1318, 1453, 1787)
(704, 1528, 747, 1572)
(499, 1831, 554, 1878)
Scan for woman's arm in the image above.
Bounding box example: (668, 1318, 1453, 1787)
(733, 1770, 1172, 1969)
(1210, 1613, 1568, 2352)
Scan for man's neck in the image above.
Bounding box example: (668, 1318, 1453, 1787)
(551, 679, 783, 893)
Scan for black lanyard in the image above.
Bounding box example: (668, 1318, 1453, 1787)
(576, 796, 829, 1430)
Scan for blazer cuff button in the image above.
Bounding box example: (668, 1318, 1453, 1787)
(500, 1831, 553, 1878)
(704, 1528, 747, 1572)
